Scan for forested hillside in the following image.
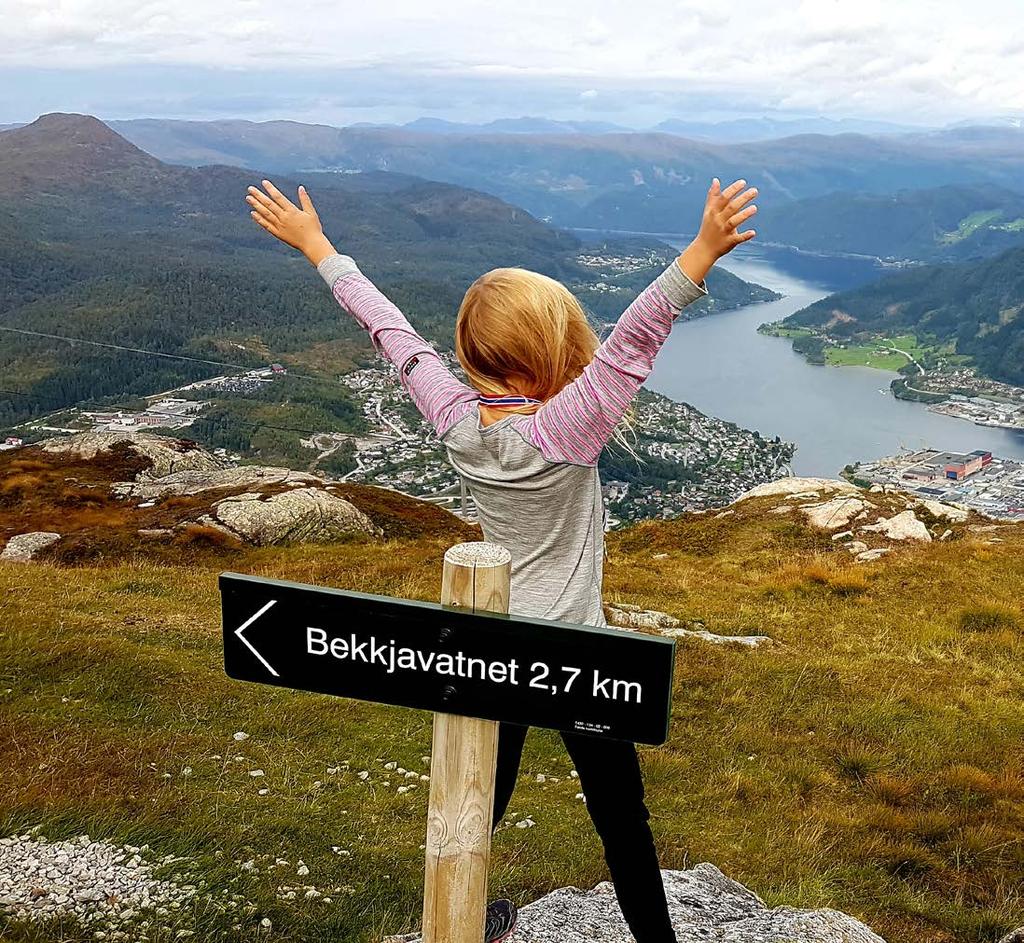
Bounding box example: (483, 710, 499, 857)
(0, 114, 773, 433)
(783, 247, 1024, 384)
(765, 185, 1024, 261)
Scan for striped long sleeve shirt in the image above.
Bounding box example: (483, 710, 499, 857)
(318, 254, 707, 626)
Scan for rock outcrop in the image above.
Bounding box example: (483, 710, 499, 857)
(915, 498, 970, 524)
(199, 488, 381, 545)
(740, 477, 858, 500)
(737, 476, 975, 559)
(113, 465, 323, 499)
(41, 432, 223, 478)
(0, 532, 61, 562)
(859, 510, 932, 542)
(386, 864, 883, 943)
(801, 496, 868, 530)
(604, 603, 772, 648)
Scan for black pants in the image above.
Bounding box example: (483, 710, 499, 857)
(492, 724, 676, 943)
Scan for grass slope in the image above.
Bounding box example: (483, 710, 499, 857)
(2, 494, 1023, 942)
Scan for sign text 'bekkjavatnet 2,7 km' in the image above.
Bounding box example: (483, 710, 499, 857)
(221, 572, 675, 744)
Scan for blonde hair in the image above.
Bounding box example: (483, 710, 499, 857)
(455, 267, 599, 415)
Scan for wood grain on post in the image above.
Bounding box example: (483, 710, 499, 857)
(423, 542, 511, 943)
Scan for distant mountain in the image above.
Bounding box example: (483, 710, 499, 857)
(652, 116, 922, 141)
(389, 117, 632, 135)
(346, 115, 926, 140)
(765, 185, 1024, 261)
(949, 116, 1023, 131)
(0, 114, 773, 433)
(0, 113, 176, 199)
(783, 246, 1024, 385)
(108, 117, 1024, 233)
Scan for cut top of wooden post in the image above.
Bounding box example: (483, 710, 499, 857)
(443, 541, 512, 570)
(441, 542, 511, 615)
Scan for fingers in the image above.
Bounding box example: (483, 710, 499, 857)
(727, 204, 758, 229)
(727, 186, 758, 213)
(708, 177, 721, 197)
(297, 185, 318, 217)
(246, 198, 279, 232)
(735, 229, 757, 243)
(246, 188, 280, 219)
(261, 179, 295, 211)
(719, 178, 747, 202)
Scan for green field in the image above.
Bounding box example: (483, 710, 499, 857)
(761, 325, 966, 374)
(939, 210, 1005, 245)
(824, 334, 928, 370)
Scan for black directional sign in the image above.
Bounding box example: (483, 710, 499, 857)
(221, 572, 675, 744)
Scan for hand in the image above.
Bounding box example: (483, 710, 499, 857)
(678, 178, 758, 284)
(246, 180, 336, 266)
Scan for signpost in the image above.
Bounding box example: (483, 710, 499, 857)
(220, 542, 675, 943)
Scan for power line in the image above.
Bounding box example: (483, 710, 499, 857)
(0, 325, 356, 388)
(0, 325, 422, 444)
(0, 325, 256, 373)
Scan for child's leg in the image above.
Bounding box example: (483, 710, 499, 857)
(561, 732, 676, 943)
(491, 723, 529, 829)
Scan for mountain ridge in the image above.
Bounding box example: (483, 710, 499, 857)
(105, 116, 1024, 232)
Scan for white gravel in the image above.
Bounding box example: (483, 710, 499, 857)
(0, 832, 197, 928)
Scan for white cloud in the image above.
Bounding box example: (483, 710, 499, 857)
(1, 0, 1022, 123)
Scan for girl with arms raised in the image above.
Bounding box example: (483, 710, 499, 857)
(247, 176, 757, 943)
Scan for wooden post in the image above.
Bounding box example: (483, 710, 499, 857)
(422, 542, 511, 943)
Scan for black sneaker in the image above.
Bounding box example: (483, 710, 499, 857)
(485, 898, 518, 943)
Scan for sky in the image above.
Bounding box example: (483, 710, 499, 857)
(2, 0, 1023, 127)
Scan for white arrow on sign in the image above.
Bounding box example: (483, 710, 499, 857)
(235, 599, 279, 677)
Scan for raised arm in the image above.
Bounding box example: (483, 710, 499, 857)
(246, 180, 477, 437)
(317, 256, 478, 436)
(529, 178, 758, 465)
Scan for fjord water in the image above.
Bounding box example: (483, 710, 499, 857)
(646, 244, 1024, 476)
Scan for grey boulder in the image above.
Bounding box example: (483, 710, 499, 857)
(387, 864, 883, 942)
(0, 532, 61, 562)
(199, 487, 380, 545)
(801, 496, 868, 531)
(859, 510, 931, 542)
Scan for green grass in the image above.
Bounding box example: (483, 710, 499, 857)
(2, 504, 1024, 942)
(938, 210, 1004, 245)
(823, 333, 928, 370)
(757, 323, 812, 339)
